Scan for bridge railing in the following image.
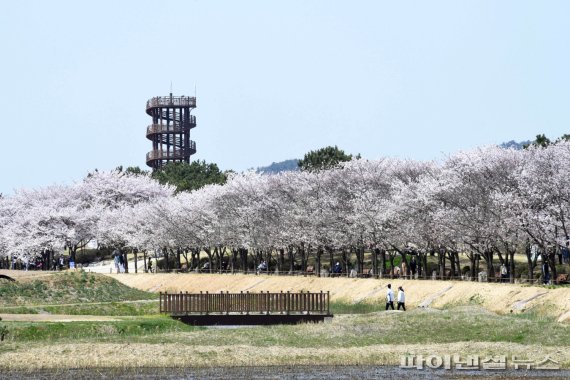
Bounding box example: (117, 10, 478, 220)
(160, 291, 330, 315)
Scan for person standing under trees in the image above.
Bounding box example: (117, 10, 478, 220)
(113, 249, 121, 273)
(397, 286, 406, 311)
(542, 259, 550, 285)
(410, 257, 417, 278)
(333, 262, 342, 276)
(118, 253, 125, 273)
(500, 263, 508, 283)
(386, 284, 395, 310)
(562, 242, 570, 265)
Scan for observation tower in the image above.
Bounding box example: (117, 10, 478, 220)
(145, 93, 197, 170)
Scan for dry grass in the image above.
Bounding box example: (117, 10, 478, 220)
(106, 272, 570, 321)
(0, 340, 568, 370)
(1, 270, 569, 371)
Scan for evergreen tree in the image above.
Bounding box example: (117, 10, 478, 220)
(298, 146, 358, 171)
(151, 161, 227, 192)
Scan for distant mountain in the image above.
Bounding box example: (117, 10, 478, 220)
(256, 159, 300, 174)
(257, 140, 529, 174)
(500, 140, 531, 150)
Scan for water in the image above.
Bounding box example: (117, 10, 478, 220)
(2, 366, 569, 379)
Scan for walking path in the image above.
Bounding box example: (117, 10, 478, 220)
(0, 314, 123, 322)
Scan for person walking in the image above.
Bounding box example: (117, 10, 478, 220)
(147, 257, 153, 273)
(386, 284, 395, 310)
(397, 286, 406, 311)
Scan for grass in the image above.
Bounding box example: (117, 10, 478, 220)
(0, 300, 158, 316)
(0, 305, 568, 369)
(329, 300, 386, 314)
(1, 305, 567, 347)
(0, 271, 157, 308)
(0, 270, 568, 370)
(2, 317, 198, 343)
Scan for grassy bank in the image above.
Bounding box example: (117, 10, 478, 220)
(0, 306, 569, 369)
(0, 271, 568, 370)
(0, 271, 156, 307)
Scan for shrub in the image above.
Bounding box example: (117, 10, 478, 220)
(75, 249, 101, 265)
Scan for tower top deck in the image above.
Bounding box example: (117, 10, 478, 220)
(146, 95, 196, 115)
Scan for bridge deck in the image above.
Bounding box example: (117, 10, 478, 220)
(160, 291, 332, 325)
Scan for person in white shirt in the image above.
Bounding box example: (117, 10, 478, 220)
(386, 284, 395, 310)
(397, 286, 406, 311)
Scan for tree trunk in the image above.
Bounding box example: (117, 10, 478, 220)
(288, 246, 295, 274)
(134, 249, 138, 273)
(354, 246, 363, 275)
(231, 248, 238, 274)
(342, 249, 350, 277)
(278, 248, 285, 274)
(419, 251, 427, 279)
(206, 248, 213, 273)
(469, 253, 476, 280)
(549, 248, 557, 285)
(439, 249, 445, 280)
(379, 249, 386, 279)
(70, 246, 77, 265)
(481, 250, 493, 283)
(300, 243, 307, 274)
(316, 246, 322, 276)
(373, 248, 379, 279)
(241, 248, 249, 274)
(388, 252, 395, 279)
(455, 252, 461, 278)
(163, 247, 169, 272)
(509, 250, 515, 283)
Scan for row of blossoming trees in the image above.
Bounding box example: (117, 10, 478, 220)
(1, 142, 569, 283)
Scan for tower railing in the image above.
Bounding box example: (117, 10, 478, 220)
(146, 144, 196, 163)
(146, 119, 196, 137)
(146, 96, 196, 112)
(146, 93, 197, 169)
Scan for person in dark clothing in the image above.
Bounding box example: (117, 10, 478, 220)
(563, 243, 570, 264)
(386, 284, 395, 310)
(542, 260, 550, 285)
(333, 262, 342, 276)
(410, 257, 417, 277)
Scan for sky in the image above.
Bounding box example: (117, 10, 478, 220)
(1, 0, 569, 195)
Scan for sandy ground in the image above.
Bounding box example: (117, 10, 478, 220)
(105, 272, 570, 322)
(2, 269, 569, 322)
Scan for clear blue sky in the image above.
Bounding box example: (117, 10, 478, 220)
(1, 1, 569, 194)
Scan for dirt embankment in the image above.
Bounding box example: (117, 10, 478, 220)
(106, 273, 570, 322)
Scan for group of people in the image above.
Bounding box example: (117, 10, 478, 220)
(112, 249, 125, 273)
(256, 260, 268, 274)
(385, 284, 406, 311)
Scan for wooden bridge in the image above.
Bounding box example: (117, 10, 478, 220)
(160, 291, 332, 325)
